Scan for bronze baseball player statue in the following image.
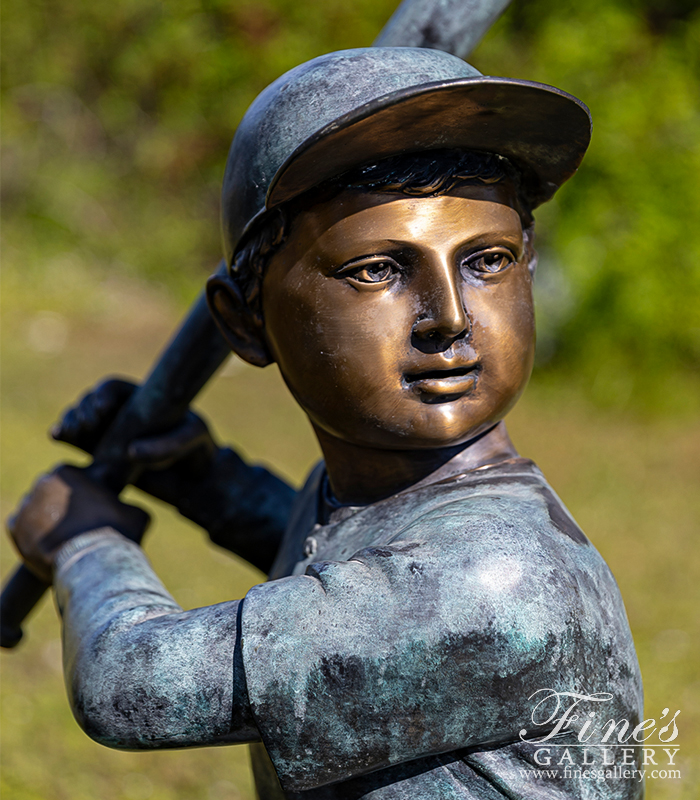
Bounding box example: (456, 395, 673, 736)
(5, 4, 643, 798)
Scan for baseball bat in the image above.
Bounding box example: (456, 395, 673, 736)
(1, 262, 231, 648)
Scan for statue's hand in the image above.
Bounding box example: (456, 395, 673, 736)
(6, 465, 150, 584)
(50, 378, 295, 574)
(52, 378, 219, 509)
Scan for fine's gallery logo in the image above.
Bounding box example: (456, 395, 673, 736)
(516, 689, 681, 785)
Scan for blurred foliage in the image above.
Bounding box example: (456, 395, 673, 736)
(478, 0, 700, 414)
(2, 0, 699, 413)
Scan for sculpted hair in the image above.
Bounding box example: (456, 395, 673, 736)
(230, 149, 533, 322)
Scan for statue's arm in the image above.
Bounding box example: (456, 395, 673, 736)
(153, 445, 296, 573)
(55, 529, 259, 748)
(52, 378, 296, 573)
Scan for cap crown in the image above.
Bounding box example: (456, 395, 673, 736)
(221, 47, 591, 264)
(222, 48, 481, 262)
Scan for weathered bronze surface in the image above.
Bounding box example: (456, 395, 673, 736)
(4, 9, 643, 800)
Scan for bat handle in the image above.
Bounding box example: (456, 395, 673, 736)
(1, 566, 49, 649)
(0, 264, 231, 650)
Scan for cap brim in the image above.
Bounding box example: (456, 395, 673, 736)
(267, 77, 591, 211)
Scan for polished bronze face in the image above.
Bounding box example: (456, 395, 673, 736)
(262, 183, 535, 454)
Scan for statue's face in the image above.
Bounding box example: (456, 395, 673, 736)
(262, 183, 535, 450)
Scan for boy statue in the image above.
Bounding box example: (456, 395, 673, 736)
(8, 47, 643, 799)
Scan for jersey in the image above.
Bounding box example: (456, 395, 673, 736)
(242, 457, 643, 799)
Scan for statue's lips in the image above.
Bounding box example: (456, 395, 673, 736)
(404, 365, 480, 399)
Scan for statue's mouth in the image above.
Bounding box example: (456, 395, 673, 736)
(404, 365, 480, 403)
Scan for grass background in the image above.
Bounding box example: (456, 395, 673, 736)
(2, 0, 699, 797)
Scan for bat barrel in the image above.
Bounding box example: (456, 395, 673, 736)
(374, 0, 512, 59)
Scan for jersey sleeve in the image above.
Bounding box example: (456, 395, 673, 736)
(240, 498, 590, 792)
(167, 447, 297, 574)
(54, 529, 259, 749)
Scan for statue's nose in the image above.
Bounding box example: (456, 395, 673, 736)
(411, 263, 469, 351)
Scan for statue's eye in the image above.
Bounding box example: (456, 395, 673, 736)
(341, 257, 400, 288)
(353, 262, 395, 283)
(465, 249, 514, 274)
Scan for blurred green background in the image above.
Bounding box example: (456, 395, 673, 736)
(1, 0, 698, 798)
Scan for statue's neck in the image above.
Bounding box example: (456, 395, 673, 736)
(313, 420, 519, 506)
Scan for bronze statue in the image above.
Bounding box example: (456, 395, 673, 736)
(4, 11, 644, 800)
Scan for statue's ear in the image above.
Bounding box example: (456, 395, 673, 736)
(206, 273, 273, 367)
